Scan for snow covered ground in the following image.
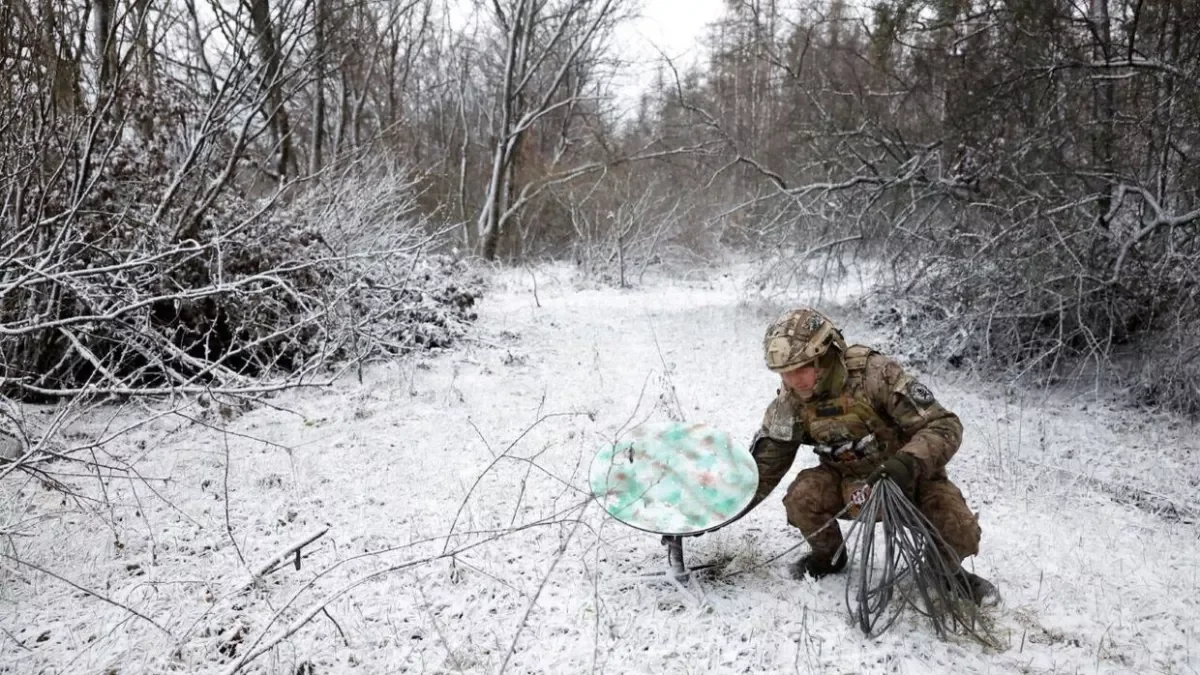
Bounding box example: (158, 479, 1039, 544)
(2, 261, 1199, 675)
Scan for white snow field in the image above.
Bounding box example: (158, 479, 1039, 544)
(2, 262, 1198, 675)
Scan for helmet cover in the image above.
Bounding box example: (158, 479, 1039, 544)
(763, 308, 846, 372)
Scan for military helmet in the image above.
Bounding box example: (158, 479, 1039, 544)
(763, 308, 846, 372)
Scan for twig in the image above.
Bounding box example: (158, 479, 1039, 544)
(0, 551, 171, 635)
(0, 625, 31, 651)
(222, 501, 591, 675)
(526, 265, 541, 308)
(442, 411, 592, 554)
(612, 371, 656, 441)
(498, 506, 588, 675)
(510, 442, 553, 527)
(720, 504, 852, 578)
(321, 608, 349, 647)
(252, 526, 331, 580)
(223, 428, 247, 568)
(647, 319, 685, 421)
(416, 576, 466, 671)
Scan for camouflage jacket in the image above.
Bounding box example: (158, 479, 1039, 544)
(748, 346, 963, 505)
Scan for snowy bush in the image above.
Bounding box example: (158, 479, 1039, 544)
(867, 205, 1200, 416)
(0, 85, 481, 401)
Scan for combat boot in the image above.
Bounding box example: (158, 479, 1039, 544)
(947, 568, 1001, 607)
(790, 549, 847, 580)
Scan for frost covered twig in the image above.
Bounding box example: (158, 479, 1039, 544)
(221, 500, 593, 674)
(0, 551, 171, 636)
(222, 430, 247, 568)
(251, 526, 332, 580)
(443, 411, 595, 554)
(498, 509, 588, 675)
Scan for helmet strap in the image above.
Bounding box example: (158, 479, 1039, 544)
(814, 349, 847, 397)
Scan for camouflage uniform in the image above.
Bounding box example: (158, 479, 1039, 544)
(751, 309, 982, 567)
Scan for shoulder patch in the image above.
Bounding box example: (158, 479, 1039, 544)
(761, 392, 799, 441)
(906, 380, 936, 407)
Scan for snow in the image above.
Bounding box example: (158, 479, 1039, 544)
(2, 261, 1199, 674)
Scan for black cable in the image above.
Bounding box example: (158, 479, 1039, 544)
(843, 478, 1000, 647)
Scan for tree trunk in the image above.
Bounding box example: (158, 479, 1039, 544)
(309, 0, 326, 175)
(93, 0, 117, 94)
(1091, 0, 1115, 225)
(478, 0, 529, 262)
(246, 0, 294, 181)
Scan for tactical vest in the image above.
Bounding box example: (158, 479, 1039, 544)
(798, 346, 906, 477)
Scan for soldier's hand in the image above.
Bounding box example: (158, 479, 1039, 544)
(867, 453, 919, 497)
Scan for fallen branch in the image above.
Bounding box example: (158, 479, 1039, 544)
(252, 526, 331, 580)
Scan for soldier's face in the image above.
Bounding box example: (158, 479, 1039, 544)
(781, 365, 820, 398)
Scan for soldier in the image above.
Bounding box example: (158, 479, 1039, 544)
(749, 308, 999, 606)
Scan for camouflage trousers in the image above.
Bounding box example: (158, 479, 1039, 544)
(782, 464, 981, 564)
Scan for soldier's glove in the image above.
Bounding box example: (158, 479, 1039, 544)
(866, 452, 920, 498)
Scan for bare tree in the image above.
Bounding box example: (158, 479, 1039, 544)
(245, 0, 298, 180)
(474, 0, 625, 261)
(618, 0, 1199, 411)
